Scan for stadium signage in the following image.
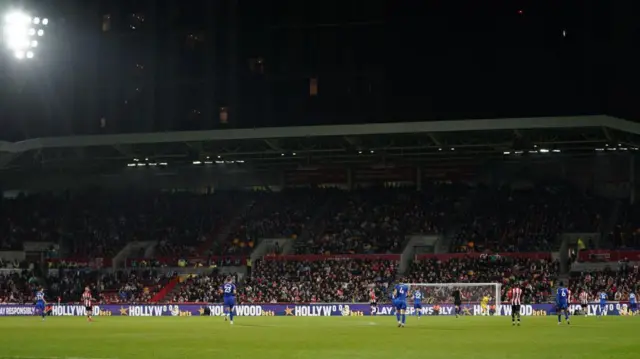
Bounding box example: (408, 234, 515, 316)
(51, 305, 87, 316)
(205, 305, 265, 317)
(264, 254, 400, 261)
(0, 303, 634, 316)
(415, 252, 551, 261)
(578, 249, 640, 262)
(0, 306, 36, 316)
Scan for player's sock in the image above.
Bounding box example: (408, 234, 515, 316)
(557, 314, 561, 323)
(401, 313, 406, 325)
(229, 311, 234, 323)
(396, 312, 401, 323)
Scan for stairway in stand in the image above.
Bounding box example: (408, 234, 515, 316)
(153, 275, 191, 302)
(150, 276, 181, 302)
(197, 197, 253, 255)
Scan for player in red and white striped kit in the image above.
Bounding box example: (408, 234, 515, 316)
(579, 290, 589, 317)
(369, 288, 377, 316)
(509, 286, 523, 326)
(82, 287, 94, 322)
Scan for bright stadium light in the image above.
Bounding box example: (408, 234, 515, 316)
(2, 10, 49, 60)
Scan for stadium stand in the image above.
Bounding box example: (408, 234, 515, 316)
(407, 254, 559, 303)
(0, 191, 245, 262)
(45, 269, 174, 304)
(296, 185, 467, 255)
(172, 272, 228, 303)
(450, 185, 607, 253)
(242, 258, 398, 303)
(569, 263, 640, 302)
(0, 184, 626, 306)
(222, 190, 321, 255)
(609, 203, 640, 250)
(173, 258, 398, 303)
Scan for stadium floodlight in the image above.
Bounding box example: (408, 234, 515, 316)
(2, 10, 49, 60)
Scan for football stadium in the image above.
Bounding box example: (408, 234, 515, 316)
(2, 116, 640, 359)
(1, 1, 639, 358)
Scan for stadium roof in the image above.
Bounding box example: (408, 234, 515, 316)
(0, 115, 637, 172)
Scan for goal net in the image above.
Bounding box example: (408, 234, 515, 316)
(405, 282, 502, 316)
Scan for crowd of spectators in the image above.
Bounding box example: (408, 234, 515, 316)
(297, 185, 466, 255)
(172, 272, 228, 303)
(0, 191, 239, 260)
(94, 270, 174, 303)
(127, 256, 244, 268)
(172, 259, 397, 303)
(569, 263, 640, 302)
(406, 255, 559, 304)
(2, 185, 608, 263)
(222, 190, 321, 255)
(153, 192, 238, 258)
(607, 203, 640, 250)
(0, 265, 174, 304)
(241, 259, 397, 303)
(0, 271, 38, 304)
(451, 185, 607, 253)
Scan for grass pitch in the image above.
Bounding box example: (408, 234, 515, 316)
(0, 316, 637, 359)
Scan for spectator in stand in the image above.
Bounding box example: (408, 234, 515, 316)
(42, 268, 174, 304)
(569, 266, 640, 303)
(0, 271, 38, 304)
(169, 259, 398, 304)
(221, 190, 321, 255)
(243, 259, 398, 303)
(297, 185, 466, 255)
(609, 203, 640, 249)
(451, 185, 607, 253)
(174, 271, 228, 303)
(0, 191, 236, 260)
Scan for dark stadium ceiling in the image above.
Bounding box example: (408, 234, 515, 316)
(0, 115, 639, 173)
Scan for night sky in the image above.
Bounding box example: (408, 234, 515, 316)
(0, 0, 637, 141)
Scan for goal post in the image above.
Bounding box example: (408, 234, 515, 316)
(406, 282, 502, 316)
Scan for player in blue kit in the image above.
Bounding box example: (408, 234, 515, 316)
(220, 277, 236, 325)
(412, 289, 423, 319)
(599, 291, 608, 317)
(34, 288, 46, 321)
(556, 282, 570, 325)
(393, 282, 409, 327)
(629, 291, 637, 315)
